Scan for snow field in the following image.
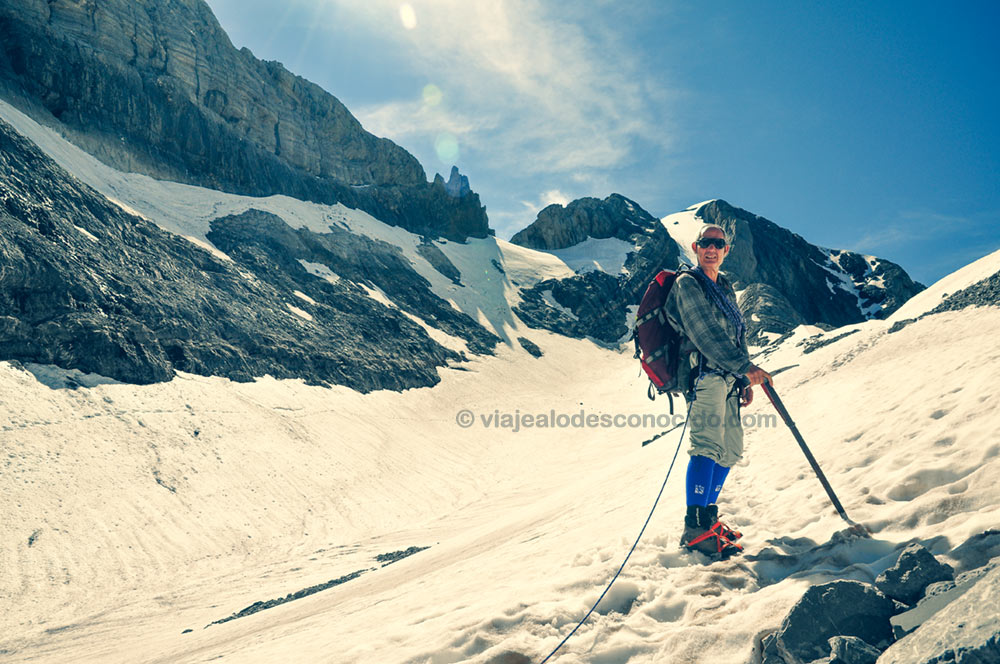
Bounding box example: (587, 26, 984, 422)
(5, 303, 999, 663)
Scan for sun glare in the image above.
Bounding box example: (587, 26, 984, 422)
(399, 4, 417, 30)
(435, 133, 459, 163)
(422, 83, 443, 107)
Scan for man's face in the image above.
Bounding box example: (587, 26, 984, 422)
(692, 229, 730, 271)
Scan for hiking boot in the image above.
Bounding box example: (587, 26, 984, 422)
(706, 504, 743, 541)
(681, 506, 744, 559)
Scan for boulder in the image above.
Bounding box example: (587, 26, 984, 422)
(875, 543, 955, 606)
(517, 337, 543, 358)
(828, 635, 882, 664)
(891, 560, 999, 638)
(878, 563, 1000, 664)
(773, 580, 894, 664)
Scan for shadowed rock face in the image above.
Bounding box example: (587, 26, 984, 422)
(696, 199, 924, 340)
(0, 0, 489, 241)
(510, 194, 683, 344)
(0, 117, 497, 389)
(738, 284, 806, 346)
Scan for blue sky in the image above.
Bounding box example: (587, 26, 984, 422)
(204, 0, 999, 284)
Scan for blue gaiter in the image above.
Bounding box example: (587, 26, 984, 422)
(686, 455, 717, 507)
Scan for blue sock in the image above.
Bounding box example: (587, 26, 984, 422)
(706, 463, 731, 505)
(686, 455, 718, 507)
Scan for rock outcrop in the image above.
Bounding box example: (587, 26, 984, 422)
(763, 580, 896, 664)
(510, 194, 682, 344)
(0, 0, 489, 241)
(0, 117, 497, 389)
(697, 199, 925, 340)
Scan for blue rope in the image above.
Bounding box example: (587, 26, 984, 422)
(538, 395, 696, 663)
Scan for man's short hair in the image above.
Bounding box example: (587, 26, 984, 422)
(696, 223, 729, 244)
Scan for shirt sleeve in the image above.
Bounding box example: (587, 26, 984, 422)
(666, 274, 752, 376)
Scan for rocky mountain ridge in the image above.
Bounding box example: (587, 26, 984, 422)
(697, 199, 923, 342)
(510, 197, 925, 345)
(0, 0, 489, 241)
(0, 116, 497, 389)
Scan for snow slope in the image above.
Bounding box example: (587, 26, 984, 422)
(661, 201, 716, 266)
(888, 247, 1000, 321)
(3, 283, 1000, 663)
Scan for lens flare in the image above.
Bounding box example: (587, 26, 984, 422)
(422, 83, 443, 107)
(434, 133, 460, 163)
(399, 4, 417, 30)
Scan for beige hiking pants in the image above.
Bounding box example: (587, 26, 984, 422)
(687, 373, 744, 467)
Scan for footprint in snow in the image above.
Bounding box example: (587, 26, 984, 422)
(886, 467, 971, 502)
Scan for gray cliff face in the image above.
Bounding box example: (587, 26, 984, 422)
(0, 0, 489, 241)
(0, 117, 497, 389)
(510, 195, 683, 343)
(697, 199, 925, 341)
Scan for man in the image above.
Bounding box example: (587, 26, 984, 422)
(664, 224, 772, 558)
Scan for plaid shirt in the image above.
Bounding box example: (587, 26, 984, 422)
(664, 271, 752, 385)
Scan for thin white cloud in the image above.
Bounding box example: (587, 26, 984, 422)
(540, 189, 571, 208)
(520, 188, 571, 213)
(336, 0, 670, 176)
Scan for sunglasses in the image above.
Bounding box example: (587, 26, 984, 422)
(696, 237, 727, 250)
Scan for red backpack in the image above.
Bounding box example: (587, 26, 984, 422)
(633, 268, 689, 412)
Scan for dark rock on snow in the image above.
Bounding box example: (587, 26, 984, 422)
(875, 543, 955, 606)
(927, 270, 1000, 314)
(828, 635, 882, 664)
(772, 580, 894, 664)
(517, 337, 543, 358)
(415, 240, 463, 285)
(888, 271, 1000, 334)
